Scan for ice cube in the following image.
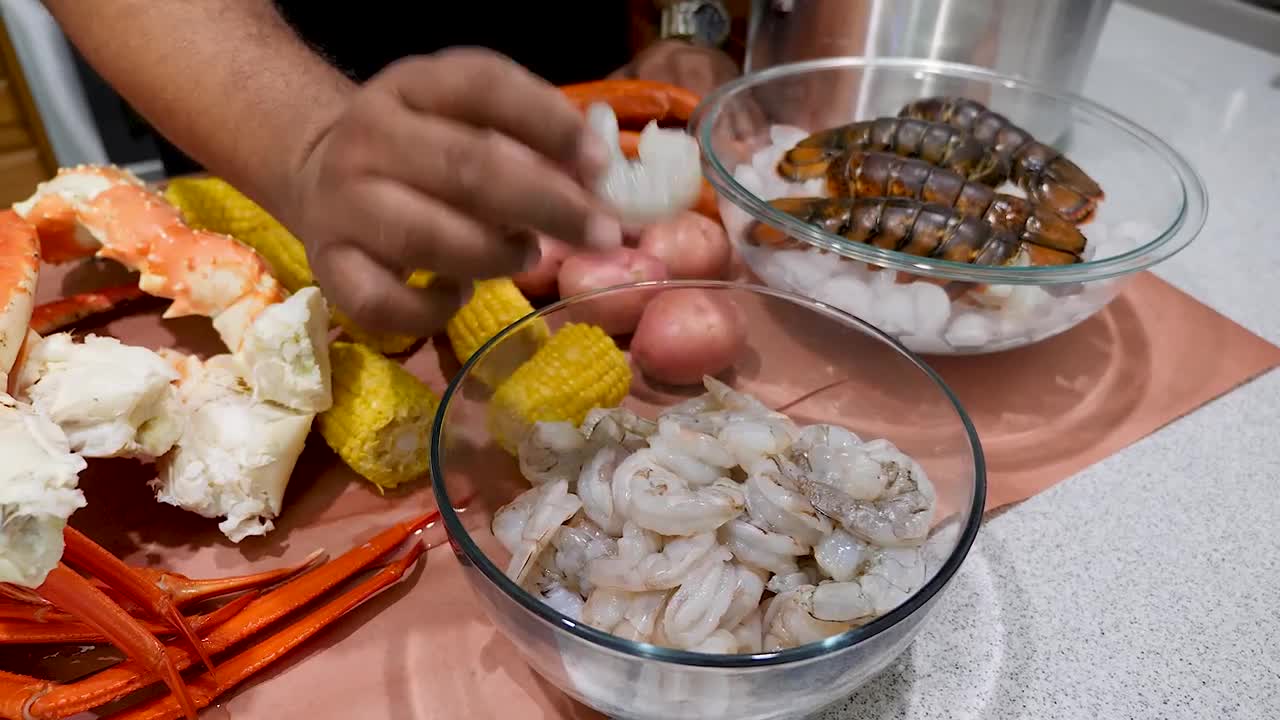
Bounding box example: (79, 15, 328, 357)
(768, 250, 837, 291)
(815, 273, 875, 323)
(769, 124, 810, 149)
(944, 312, 994, 349)
(732, 163, 765, 198)
(909, 282, 952, 339)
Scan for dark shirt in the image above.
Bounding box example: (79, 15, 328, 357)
(156, 2, 634, 174)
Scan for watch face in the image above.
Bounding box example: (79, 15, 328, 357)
(693, 3, 730, 45)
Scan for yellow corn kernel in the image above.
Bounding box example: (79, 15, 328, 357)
(489, 322, 631, 454)
(446, 278, 548, 387)
(164, 177, 314, 293)
(317, 341, 439, 490)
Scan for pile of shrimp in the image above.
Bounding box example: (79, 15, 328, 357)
(493, 376, 944, 654)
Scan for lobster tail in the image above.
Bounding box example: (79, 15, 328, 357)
(1027, 152, 1105, 224)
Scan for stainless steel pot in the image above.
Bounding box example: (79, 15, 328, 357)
(743, 0, 1114, 143)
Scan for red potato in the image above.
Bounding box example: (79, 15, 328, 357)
(557, 247, 669, 335)
(511, 234, 571, 299)
(637, 211, 732, 280)
(631, 288, 746, 386)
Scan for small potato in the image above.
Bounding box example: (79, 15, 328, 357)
(637, 211, 732, 280)
(632, 288, 746, 386)
(557, 247, 669, 335)
(512, 234, 571, 299)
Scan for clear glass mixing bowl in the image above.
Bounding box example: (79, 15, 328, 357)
(692, 57, 1208, 355)
(431, 280, 985, 720)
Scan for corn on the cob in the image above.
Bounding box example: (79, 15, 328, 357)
(317, 341, 439, 490)
(165, 176, 436, 354)
(446, 278, 548, 387)
(489, 323, 631, 454)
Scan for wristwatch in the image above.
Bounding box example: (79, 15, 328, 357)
(658, 0, 732, 48)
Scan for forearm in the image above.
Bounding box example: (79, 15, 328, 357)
(42, 0, 354, 222)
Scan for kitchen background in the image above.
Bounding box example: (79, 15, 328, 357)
(0, 0, 1275, 207)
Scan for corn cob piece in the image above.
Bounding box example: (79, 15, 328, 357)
(317, 341, 439, 490)
(446, 278, 548, 387)
(164, 177, 434, 354)
(489, 323, 631, 454)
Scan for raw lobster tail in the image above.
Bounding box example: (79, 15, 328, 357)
(746, 196, 1080, 267)
(825, 150, 1087, 256)
(776, 117, 1008, 186)
(898, 96, 1104, 223)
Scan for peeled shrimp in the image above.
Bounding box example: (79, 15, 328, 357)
(729, 607, 764, 653)
(810, 545, 927, 624)
(763, 585, 853, 652)
(582, 406, 657, 452)
(657, 547, 737, 649)
(813, 528, 871, 583)
(743, 457, 832, 548)
(493, 479, 583, 587)
(789, 436, 937, 547)
(719, 518, 806, 576)
(577, 443, 627, 536)
(581, 586, 672, 644)
(586, 102, 703, 226)
(587, 529, 717, 592)
(550, 514, 616, 595)
(612, 449, 745, 536)
(646, 417, 735, 487)
(518, 421, 589, 486)
(718, 563, 768, 633)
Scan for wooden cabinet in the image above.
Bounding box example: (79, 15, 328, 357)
(0, 17, 55, 206)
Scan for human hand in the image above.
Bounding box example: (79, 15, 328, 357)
(615, 39, 739, 97)
(289, 48, 623, 337)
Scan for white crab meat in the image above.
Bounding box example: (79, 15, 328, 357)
(0, 393, 88, 588)
(236, 285, 333, 414)
(586, 102, 703, 227)
(154, 354, 314, 542)
(14, 333, 184, 460)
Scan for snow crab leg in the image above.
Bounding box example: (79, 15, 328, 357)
(6, 510, 440, 720)
(0, 591, 257, 645)
(107, 542, 427, 720)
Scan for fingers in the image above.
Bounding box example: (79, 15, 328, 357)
(335, 176, 536, 278)
(380, 49, 610, 182)
(311, 242, 467, 337)
(368, 110, 620, 253)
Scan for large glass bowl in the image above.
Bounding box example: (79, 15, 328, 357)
(692, 57, 1208, 355)
(430, 281, 985, 720)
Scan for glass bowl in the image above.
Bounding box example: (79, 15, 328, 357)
(430, 280, 985, 720)
(692, 57, 1208, 355)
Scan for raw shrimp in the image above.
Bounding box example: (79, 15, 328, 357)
(743, 457, 833, 548)
(493, 479, 583, 587)
(518, 421, 589, 486)
(719, 518, 807, 576)
(586, 529, 717, 592)
(762, 585, 853, 652)
(656, 547, 737, 649)
(581, 586, 672, 643)
(788, 435, 936, 547)
(582, 406, 657, 452)
(550, 515, 617, 595)
(717, 563, 768, 632)
(729, 607, 764, 653)
(647, 417, 735, 487)
(814, 528, 871, 583)
(612, 449, 745, 536)
(586, 102, 703, 226)
(810, 545, 927, 624)
(766, 565, 820, 595)
(577, 443, 627, 536)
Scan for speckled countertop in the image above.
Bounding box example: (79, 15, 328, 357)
(821, 4, 1280, 719)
